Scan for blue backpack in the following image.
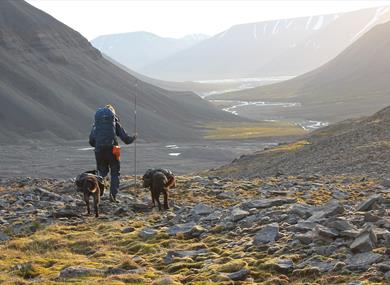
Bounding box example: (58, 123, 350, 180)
(94, 107, 117, 149)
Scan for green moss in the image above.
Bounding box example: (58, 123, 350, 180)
(215, 259, 247, 273)
(120, 258, 140, 270)
(204, 121, 306, 140)
(23, 238, 62, 254)
(292, 267, 321, 278)
(70, 240, 97, 255)
(110, 273, 147, 284)
(126, 241, 158, 254)
(167, 261, 204, 273)
(14, 262, 50, 279)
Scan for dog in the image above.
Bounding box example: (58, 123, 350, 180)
(75, 171, 104, 217)
(143, 169, 176, 211)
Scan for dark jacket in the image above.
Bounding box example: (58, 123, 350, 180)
(89, 119, 134, 151)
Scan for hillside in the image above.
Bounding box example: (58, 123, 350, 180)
(92, 32, 208, 71)
(210, 19, 390, 123)
(0, 0, 238, 144)
(140, 7, 390, 81)
(0, 174, 389, 284)
(210, 105, 390, 178)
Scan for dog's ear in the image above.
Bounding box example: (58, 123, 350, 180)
(84, 177, 97, 191)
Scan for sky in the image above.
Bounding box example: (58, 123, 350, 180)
(27, 0, 390, 40)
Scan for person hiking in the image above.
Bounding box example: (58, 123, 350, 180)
(89, 104, 136, 203)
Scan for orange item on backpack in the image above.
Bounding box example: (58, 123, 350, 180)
(112, 145, 121, 161)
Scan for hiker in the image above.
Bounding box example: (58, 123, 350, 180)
(89, 104, 136, 203)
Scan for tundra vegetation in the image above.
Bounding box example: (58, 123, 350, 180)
(0, 172, 389, 284)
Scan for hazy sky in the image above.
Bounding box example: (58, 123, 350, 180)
(27, 0, 390, 40)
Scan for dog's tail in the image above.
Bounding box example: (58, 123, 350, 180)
(84, 178, 98, 193)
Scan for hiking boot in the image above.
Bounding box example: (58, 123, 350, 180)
(109, 193, 119, 203)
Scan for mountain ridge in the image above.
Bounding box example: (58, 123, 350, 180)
(209, 19, 390, 123)
(91, 31, 208, 71)
(0, 0, 239, 144)
(139, 7, 390, 81)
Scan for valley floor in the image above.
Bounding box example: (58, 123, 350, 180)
(0, 140, 282, 179)
(0, 175, 389, 284)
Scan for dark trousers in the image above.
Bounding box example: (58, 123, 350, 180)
(95, 148, 120, 196)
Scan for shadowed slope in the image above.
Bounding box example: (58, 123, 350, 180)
(0, 0, 239, 144)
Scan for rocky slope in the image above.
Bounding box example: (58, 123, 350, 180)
(210, 105, 390, 179)
(210, 19, 390, 123)
(0, 175, 389, 284)
(0, 0, 239, 144)
(140, 7, 390, 81)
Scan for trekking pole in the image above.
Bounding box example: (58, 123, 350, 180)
(134, 79, 138, 190)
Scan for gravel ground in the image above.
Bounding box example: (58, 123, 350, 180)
(0, 140, 279, 179)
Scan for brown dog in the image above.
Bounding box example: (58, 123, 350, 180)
(143, 169, 176, 211)
(76, 175, 101, 217)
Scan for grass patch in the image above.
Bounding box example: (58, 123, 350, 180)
(14, 262, 50, 279)
(214, 259, 247, 273)
(204, 122, 307, 140)
(266, 140, 310, 153)
(167, 261, 204, 273)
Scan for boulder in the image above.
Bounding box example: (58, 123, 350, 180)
(168, 222, 196, 236)
(33, 187, 62, 201)
(192, 203, 214, 216)
(0, 231, 10, 242)
(217, 192, 235, 200)
(242, 198, 296, 210)
(290, 204, 314, 218)
(291, 222, 318, 232)
(307, 200, 344, 222)
(297, 256, 335, 272)
(201, 211, 222, 222)
(168, 222, 205, 238)
(122, 227, 135, 233)
(381, 179, 390, 188)
(58, 266, 104, 279)
(139, 228, 157, 239)
(350, 229, 377, 253)
(164, 249, 208, 264)
(50, 209, 81, 218)
(295, 232, 314, 245)
(326, 218, 357, 232)
(230, 208, 250, 222)
(272, 259, 294, 273)
(315, 225, 339, 239)
(131, 202, 150, 212)
(356, 195, 382, 211)
(254, 223, 279, 245)
(345, 252, 383, 271)
(114, 206, 135, 217)
(225, 269, 250, 281)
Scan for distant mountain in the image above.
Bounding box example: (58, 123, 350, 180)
(104, 54, 254, 96)
(140, 7, 390, 81)
(91, 32, 208, 71)
(210, 20, 390, 123)
(210, 104, 390, 178)
(0, 0, 238, 144)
